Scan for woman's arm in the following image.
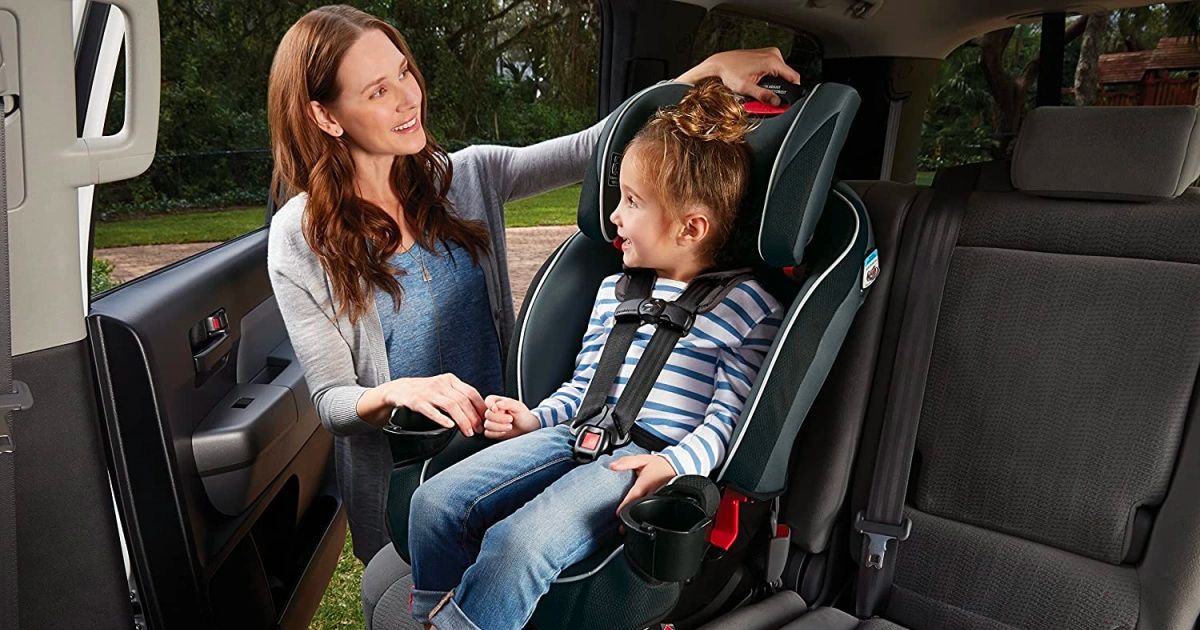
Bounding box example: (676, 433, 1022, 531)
(463, 48, 803, 205)
(268, 257, 379, 436)
(269, 208, 487, 437)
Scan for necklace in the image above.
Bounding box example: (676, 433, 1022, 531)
(404, 240, 432, 282)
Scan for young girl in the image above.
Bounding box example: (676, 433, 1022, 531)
(406, 79, 783, 630)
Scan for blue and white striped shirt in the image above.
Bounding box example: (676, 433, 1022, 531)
(532, 273, 783, 476)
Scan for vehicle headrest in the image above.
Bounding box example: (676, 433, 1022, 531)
(577, 82, 860, 267)
(1011, 105, 1200, 201)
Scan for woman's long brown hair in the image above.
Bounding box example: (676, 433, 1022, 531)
(268, 5, 489, 324)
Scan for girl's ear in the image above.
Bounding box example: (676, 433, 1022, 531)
(679, 212, 710, 245)
(309, 101, 344, 137)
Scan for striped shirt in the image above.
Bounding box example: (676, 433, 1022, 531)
(532, 273, 783, 476)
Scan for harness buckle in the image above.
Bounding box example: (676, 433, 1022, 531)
(571, 405, 633, 463)
(638, 298, 694, 332)
(572, 425, 610, 463)
(854, 511, 911, 570)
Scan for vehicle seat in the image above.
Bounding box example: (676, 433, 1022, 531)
(701, 105, 1200, 629)
(368, 80, 872, 630)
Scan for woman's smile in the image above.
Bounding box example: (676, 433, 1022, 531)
(393, 115, 421, 134)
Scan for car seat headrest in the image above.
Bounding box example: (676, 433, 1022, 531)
(577, 82, 861, 267)
(1011, 105, 1200, 201)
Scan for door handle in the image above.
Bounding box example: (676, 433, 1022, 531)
(193, 331, 231, 376)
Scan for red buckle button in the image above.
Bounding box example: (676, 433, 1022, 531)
(581, 431, 601, 450)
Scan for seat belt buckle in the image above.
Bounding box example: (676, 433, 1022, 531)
(854, 511, 911, 570)
(765, 497, 789, 589)
(571, 425, 611, 463)
(0, 380, 32, 413)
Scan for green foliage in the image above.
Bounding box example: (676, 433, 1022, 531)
(919, 43, 997, 170)
(920, 3, 1200, 170)
(96, 0, 600, 218)
(90, 258, 119, 295)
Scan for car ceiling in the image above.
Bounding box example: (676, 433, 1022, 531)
(676, 0, 1179, 58)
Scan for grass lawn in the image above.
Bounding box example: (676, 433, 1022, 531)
(93, 176, 942, 249)
(93, 184, 583, 249)
(311, 532, 365, 629)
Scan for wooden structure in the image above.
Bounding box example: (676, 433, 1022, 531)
(1096, 36, 1200, 106)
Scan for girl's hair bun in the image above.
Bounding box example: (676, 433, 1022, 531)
(659, 77, 754, 143)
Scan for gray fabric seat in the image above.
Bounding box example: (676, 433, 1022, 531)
(361, 544, 420, 630)
(712, 106, 1200, 629)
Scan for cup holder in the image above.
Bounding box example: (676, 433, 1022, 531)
(381, 407, 455, 466)
(619, 475, 720, 583)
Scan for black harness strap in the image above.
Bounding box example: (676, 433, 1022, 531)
(571, 268, 754, 462)
(575, 269, 655, 423)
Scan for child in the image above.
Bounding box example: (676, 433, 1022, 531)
(407, 79, 783, 630)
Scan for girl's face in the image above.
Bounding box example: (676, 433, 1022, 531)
(316, 28, 426, 158)
(610, 150, 692, 273)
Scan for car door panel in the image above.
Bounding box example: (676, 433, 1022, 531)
(88, 229, 343, 629)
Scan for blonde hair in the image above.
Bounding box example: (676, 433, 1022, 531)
(626, 78, 755, 263)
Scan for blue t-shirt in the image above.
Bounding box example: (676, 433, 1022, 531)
(373, 240, 503, 397)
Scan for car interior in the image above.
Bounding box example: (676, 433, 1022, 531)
(5, 0, 1200, 629)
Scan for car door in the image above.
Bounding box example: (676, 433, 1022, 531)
(6, 1, 343, 628)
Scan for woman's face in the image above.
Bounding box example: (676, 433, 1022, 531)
(319, 28, 426, 158)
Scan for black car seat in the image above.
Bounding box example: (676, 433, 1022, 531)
(699, 105, 1200, 629)
(366, 79, 871, 630)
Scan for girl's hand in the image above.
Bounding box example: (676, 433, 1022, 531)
(610, 454, 678, 513)
(482, 395, 541, 440)
(676, 47, 803, 106)
(359, 373, 486, 436)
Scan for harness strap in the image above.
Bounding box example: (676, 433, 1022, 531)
(571, 268, 754, 462)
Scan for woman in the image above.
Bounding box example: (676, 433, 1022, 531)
(265, 4, 801, 563)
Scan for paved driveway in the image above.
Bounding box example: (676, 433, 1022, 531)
(95, 225, 579, 308)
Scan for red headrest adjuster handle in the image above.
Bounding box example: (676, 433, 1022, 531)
(745, 100, 789, 116)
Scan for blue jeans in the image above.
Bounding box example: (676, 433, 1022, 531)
(407, 424, 648, 630)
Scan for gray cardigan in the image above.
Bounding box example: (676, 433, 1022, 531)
(267, 120, 605, 561)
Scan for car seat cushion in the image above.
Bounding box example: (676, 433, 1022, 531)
(887, 509, 1139, 630)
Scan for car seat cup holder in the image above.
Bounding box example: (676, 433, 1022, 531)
(619, 475, 722, 583)
(382, 407, 455, 467)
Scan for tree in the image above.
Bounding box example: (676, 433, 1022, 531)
(977, 17, 1088, 157)
(1074, 13, 1110, 105)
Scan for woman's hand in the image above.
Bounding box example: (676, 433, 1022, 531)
(358, 373, 486, 436)
(676, 47, 803, 106)
(610, 454, 678, 513)
(482, 395, 541, 440)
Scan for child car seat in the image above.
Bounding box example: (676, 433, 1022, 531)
(383, 80, 871, 629)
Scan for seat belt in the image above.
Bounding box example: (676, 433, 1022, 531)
(571, 268, 754, 462)
(854, 175, 973, 619)
(0, 81, 29, 630)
